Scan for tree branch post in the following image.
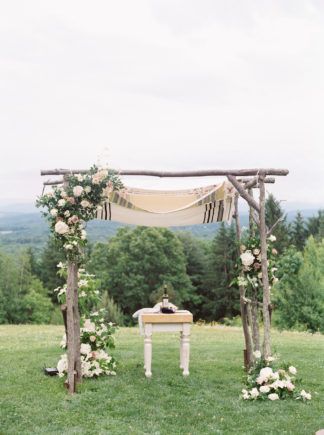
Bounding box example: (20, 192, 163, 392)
(234, 194, 254, 369)
(66, 261, 76, 393)
(259, 174, 272, 358)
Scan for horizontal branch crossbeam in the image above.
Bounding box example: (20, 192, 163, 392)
(40, 168, 289, 177)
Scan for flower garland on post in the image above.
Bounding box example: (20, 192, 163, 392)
(55, 266, 117, 379)
(37, 166, 123, 393)
(238, 234, 278, 360)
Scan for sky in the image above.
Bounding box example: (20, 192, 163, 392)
(0, 0, 323, 209)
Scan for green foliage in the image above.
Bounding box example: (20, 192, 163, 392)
(88, 227, 194, 321)
(202, 223, 240, 321)
(274, 238, 324, 332)
(265, 193, 289, 253)
(0, 249, 54, 324)
(38, 237, 65, 302)
(100, 291, 125, 326)
(289, 211, 307, 251)
(306, 209, 324, 241)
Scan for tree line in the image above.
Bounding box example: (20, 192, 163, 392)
(0, 196, 323, 332)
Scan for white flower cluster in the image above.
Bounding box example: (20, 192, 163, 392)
(57, 346, 116, 378)
(238, 236, 278, 289)
(242, 358, 311, 401)
(55, 265, 117, 380)
(37, 165, 122, 261)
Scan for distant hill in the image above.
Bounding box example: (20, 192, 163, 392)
(0, 204, 321, 255)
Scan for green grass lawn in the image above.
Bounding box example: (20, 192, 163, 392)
(0, 325, 323, 435)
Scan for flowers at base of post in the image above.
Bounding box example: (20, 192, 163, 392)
(36, 165, 123, 262)
(55, 265, 118, 380)
(241, 354, 311, 402)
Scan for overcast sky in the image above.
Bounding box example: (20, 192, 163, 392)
(0, 0, 323, 209)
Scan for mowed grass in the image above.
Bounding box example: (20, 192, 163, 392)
(0, 325, 323, 435)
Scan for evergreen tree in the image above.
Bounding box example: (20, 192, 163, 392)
(38, 237, 65, 301)
(289, 211, 307, 251)
(203, 223, 239, 321)
(306, 210, 324, 241)
(265, 193, 289, 252)
(176, 232, 207, 316)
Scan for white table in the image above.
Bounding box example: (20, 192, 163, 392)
(140, 311, 193, 378)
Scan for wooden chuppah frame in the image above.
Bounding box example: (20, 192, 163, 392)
(41, 167, 288, 392)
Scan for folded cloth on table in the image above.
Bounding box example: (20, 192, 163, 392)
(133, 302, 178, 335)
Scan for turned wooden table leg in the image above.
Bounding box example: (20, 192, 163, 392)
(144, 323, 152, 378)
(180, 332, 184, 369)
(182, 324, 190, 376)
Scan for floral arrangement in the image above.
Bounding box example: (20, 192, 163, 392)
(238, 234, 278, 290)
(55, 263, 117, 378)
(37, 166, 123, 261)
(242, 351, 311, 401)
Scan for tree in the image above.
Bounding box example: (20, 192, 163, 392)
(203, 223, 240, 321)
(88, 227, 194, 322)
(0, 248, 54, 324)
(274, 237, 324, 333)
(38, 237, 65, 301)
(176, 232, 207, 315)
(306, 210, 324, 241)
(265, 194, 289, 252)
(289, 211, 307, 251)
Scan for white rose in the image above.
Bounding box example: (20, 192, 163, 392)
(268, 234, 276, 242)
(260, 385, 270, 393)
(64, 244, 73, 250)
(257, 367, 273, 384)
(81, 229, 87, 240)
(89, 335, 96, 342)
(57, 199, 66, 207)
(73, 185, 84, 197)
(76, 174, 84, 182)
(268, 393, 279, 401)
(50, 208, 58, 217)
(240, 251, 255, 267)
(253, 350, 261, 359)
(300, 390, 311, 400)
(83, 319, 96, 333)
(54, 221, 69, 235)
(64, 210, 70, 217)
(60, 190, 68, 198)
(286, 381, 295, 391)
(288, 366, 297, 375)
(80, 343, 92, 355)
(84, 186, 91, 193)
(253, 248, 260, 255)
(81, 200, 91, 208)
(250, 388, 259, 399)
(92, 169, 108, 184)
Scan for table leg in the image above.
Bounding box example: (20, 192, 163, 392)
(182, 324, 190, 376)
(144, 324, 152, 378)
(180, 332, 184, 369)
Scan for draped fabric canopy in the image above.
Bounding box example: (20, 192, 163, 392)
(96, 180, 235, 227)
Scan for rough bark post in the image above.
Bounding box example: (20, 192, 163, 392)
(66, 261, 76, 393)
(259, 174, 272, 358)
(248, 190, 260, 352)
(72, 263, 81, 384)
(234, 194, 253, 369)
